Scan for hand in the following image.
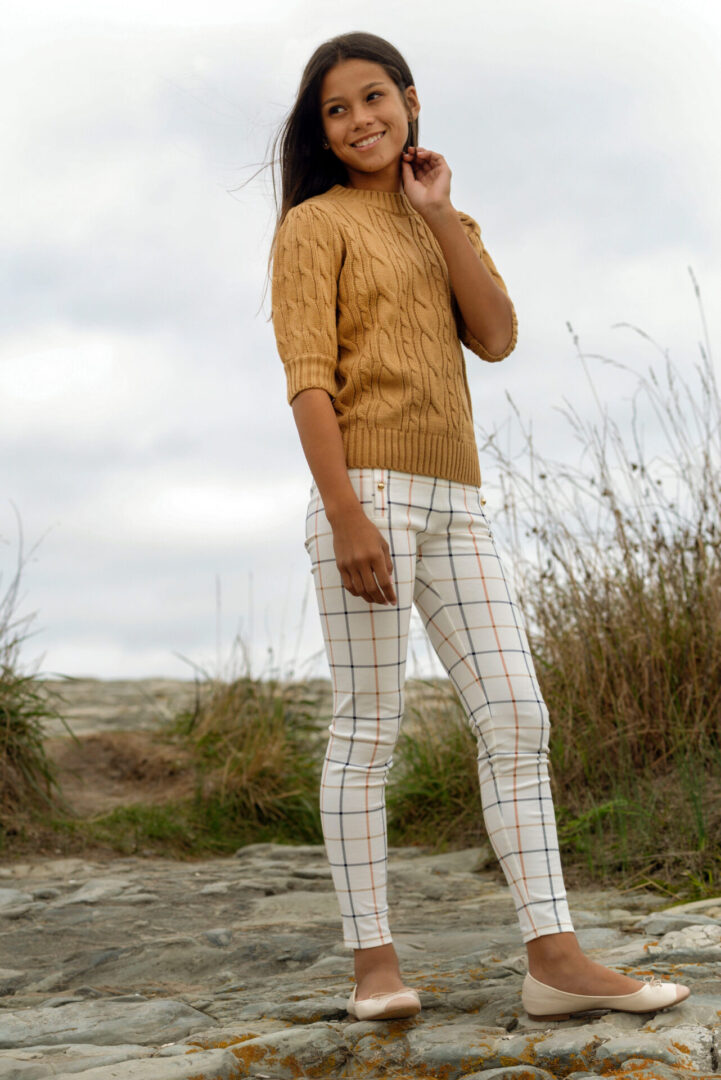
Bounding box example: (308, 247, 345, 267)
(401, 145, 453, 218)
(331, 509, 397, 606)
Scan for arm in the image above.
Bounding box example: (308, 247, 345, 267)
(291, 388, 397, 606)
(270, 208, 395, 605)
(401, 145, 518, 361)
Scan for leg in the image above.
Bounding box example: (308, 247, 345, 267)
(412, 480, 646, 994)
(305, 468, 417, 996)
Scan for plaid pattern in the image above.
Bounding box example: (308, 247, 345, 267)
(305, 466, 575, 949)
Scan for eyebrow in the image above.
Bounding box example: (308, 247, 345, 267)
(321, 81, 385, 108)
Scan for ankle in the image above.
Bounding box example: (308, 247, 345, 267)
(353, 943, 400, 981)
(526, 931, 582, 969)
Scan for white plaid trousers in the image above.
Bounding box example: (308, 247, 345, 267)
(304, 466, 575, 949)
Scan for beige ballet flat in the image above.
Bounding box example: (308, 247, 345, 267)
(522, 971, 690, 1021)
(346, 984, 421, 1020)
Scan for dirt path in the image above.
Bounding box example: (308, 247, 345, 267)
(35, 676, 451, 819)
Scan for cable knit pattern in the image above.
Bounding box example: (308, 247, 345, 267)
(271, 183, 518, 487)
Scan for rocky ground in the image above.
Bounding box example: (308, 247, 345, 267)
(0, 678, 719, 1079)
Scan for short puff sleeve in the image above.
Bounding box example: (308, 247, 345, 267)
(271, 201, 345, 405)
(454, 211, 518, 362)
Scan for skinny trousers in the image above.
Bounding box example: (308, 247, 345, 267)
(304, 466, 575, 949)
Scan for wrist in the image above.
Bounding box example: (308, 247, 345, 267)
(420, 201, 457, 231)
(325, 495, 366, 528)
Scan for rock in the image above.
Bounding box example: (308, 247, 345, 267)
(0, 1042, 154, 1079)
(242, 889, 342, 928)
(52, 878, 136, 906)
(634, 911, 721, 935)
(229, 1022, 348, 1077)
(406, 1018, 509, 1075)
(265, 996, 348, 1023)
(203, 928, 233, 947)
(53, 1046, 244, 1079)
(2, 830, 720, 1079)
(531, 1026, 606, 1073)
(574, 926, 628, 950)
(460, 1070, 557, 1080)
(640, 993, 721, 1028)
(234, 842, 327, 860)
(661, 896, 721, 917)
(346, 1025, 413, 1070)
(658, 923, 721, 949)
(0, 969, 26, 994)
(199, 882, 231, 895)
(0, 1000, 215, 1050)
(594, 1024, 714, 1070)
(0, 889, 34, 908)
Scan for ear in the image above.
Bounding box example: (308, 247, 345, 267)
(404, 85, 420, 121)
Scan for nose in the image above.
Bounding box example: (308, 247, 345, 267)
(349, 103, 374, 129)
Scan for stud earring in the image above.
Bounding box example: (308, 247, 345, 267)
(322, 139, 330, 149)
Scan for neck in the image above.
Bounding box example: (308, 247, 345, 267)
(344, 161, 403, 193)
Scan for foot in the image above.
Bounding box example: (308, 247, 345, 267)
(354, 943, 408, 1001)
(530, 953, 662, 997)
(354, 969, 408, 1001)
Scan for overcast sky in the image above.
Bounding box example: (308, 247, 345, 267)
(2, 0, 719, 684)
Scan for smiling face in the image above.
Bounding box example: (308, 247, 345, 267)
(320, 58, 420, 192)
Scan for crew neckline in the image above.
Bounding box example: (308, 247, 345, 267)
(327, 183, 413, 215)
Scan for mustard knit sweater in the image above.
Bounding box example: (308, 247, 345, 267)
(271, 183, 518, 487)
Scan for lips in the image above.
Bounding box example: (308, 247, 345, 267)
(350, 131, 386, 150)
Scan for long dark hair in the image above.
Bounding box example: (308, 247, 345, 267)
(266, 32, 419, 267)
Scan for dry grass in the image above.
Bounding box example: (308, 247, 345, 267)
(0, 513, 75, 847)
(467, 274, 721, 893)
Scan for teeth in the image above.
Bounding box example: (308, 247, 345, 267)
(353, 132, 384, 148)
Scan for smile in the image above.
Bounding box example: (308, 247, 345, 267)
(351, 131, 386, 150)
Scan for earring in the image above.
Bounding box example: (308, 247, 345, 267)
(322, 139, 330, 149)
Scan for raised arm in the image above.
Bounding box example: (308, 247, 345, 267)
(401, 145, 518, 362)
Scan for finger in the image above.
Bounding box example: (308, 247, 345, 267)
(340, 568, 357, 597)
(370, 555, 395, 605)
(386, 552, 397, 604)
(349, 567, 373, 602)
(360, 564, 388, 605)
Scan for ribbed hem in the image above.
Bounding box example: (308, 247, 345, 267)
(342, 423, 482, 487)
(325, 184, 413, 216)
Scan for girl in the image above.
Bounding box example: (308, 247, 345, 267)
(268, 31, 689, 1024)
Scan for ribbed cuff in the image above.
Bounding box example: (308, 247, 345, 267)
(284, 354, 338, 405)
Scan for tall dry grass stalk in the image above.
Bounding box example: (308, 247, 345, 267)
(472, 271, 720, 888)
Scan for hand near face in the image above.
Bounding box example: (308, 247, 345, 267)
(401, 146, 452, 217)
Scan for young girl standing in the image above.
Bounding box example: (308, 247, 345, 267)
(269, 31, 689, 1024)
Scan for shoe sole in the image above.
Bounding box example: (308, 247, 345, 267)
(526, 1009, 592, 1021)
(526, 998, 683, 1021)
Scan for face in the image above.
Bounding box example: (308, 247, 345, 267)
(320, 58, 420, 191)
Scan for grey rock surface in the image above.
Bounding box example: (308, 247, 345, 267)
(1, 842, 719, 1079)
